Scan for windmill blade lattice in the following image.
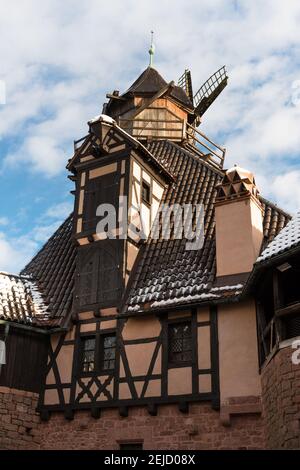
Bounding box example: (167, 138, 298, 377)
(177, 69, 194, 104)
(193, 66, 228, 116)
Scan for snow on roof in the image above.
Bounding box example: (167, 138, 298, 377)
(88, 114, 116, 125)
(257, 211, 300, 263)
(86, 113, 173, 182)
(0, 272, 48, 323)
(126, 283, 244, 312)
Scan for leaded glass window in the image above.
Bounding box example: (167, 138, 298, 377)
(168, 322, 192, 365)
(101, 334, 116, 371)
(81, 337, 96, 372)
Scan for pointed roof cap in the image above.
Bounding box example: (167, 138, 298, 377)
(123, 66, 193, 109)
(225, 165, 255, 184)
(124, 66, 167, 95)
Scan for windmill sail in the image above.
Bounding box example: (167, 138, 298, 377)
(193, 66, 228, 117)
(178, 69, 194, 104)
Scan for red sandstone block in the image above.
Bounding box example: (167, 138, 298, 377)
(1, 414, 11, 424)
(285, 438, 300, 449)
(16, 404, 27, 413)
(12, 418, 22, 425)
(6, 430, 20, 440)
(4, 423, 18, 432)
(4, 403, 15, 412)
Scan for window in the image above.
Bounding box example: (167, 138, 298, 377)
(141, 180, 151, 205)
(168, 322, 192, 365)
(119, 442, 143, 450)
(81, 337, 96, 372)
(101, 334, 116, 371)
(80, 333, 116, 374)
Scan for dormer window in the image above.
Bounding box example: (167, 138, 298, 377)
(141, 180, 151, 205)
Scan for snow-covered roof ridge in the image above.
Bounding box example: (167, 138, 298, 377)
(87, 114, 116, 125)
(257, 211, 300, 263)
(86, 114, 174, 182)
(0, 272, 49, 323)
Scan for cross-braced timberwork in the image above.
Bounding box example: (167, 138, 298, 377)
(0, 61, 299, 450)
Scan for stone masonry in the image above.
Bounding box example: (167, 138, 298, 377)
(0, 387, 41, 450)
(261, 344, 300, 449)
(0, 389, 265, 449)
(38, 403, 264, 450)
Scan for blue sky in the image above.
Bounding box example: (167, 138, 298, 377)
(0, 0, 300, 272)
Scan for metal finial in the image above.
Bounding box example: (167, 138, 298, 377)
(148, 31, 155, 67)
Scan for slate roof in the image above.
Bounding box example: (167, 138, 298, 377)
(20, 214, 76, 327)
(257, 211, 300, 264)
(0, 272, 50, 326)
(123, 67, 193, 109)
(2, 141, 290, 326)
(124, 140, 290, 312)
(125, 67, 167, 95)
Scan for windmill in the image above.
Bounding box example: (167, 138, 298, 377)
(177, 66, 228, 168)
(178, 65, 228, 124)
(103, 57, 228, 170)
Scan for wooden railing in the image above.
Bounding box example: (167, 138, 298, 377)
(74, 135, 88, 151)
(119, 116, 185, 141)
(186, 123, 226, 169)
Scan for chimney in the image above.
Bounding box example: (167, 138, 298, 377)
(215, 166, 263, 277)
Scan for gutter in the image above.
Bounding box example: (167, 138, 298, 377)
(0, 320, 68, 336)
(119, 293, 242, 319)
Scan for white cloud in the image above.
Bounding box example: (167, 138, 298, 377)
(0, 217, 9, 226)
(45, 201, 73, 219)
(0, 0, 300, 267)
(33, 221, 64, 244)
(0, 197, 73, 273)
(0, 231, 37, 273)
(1, 0, 300, 178)
(266, 170, 300, 214)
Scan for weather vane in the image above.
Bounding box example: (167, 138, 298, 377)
(149, 30, 155, 67)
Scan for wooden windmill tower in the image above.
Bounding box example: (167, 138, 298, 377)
(103, 37, 228, 169)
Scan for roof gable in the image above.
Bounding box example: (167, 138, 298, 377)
(67, 115, 174, 182)
(125, 67, 167, 95)
(19, 142, 291, 325)
(123, 67, 193, 109)
(257, 210, 298, 264)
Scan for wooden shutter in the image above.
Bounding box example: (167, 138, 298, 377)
(83, 172, 119, 233)
(76, 240, 123, 309)
(76, 248, 99, 307)
(98, 240, 122, 305)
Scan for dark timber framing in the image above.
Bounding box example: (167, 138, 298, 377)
(38, 306, 220, 416)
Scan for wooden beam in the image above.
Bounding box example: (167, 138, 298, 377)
(273, 269, 282, 309)
(131, 81, 175, 119)
(106, 93, 126, 101)
(275, 302, 300, 317)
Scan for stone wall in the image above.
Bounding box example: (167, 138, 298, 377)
(261, 345, 300, 449)
(0, 388, 265, 449)
(39, 403, 264, 450)
(0, 386, 41, 450)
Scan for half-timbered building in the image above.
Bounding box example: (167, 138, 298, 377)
(0, 59, 300, 450)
